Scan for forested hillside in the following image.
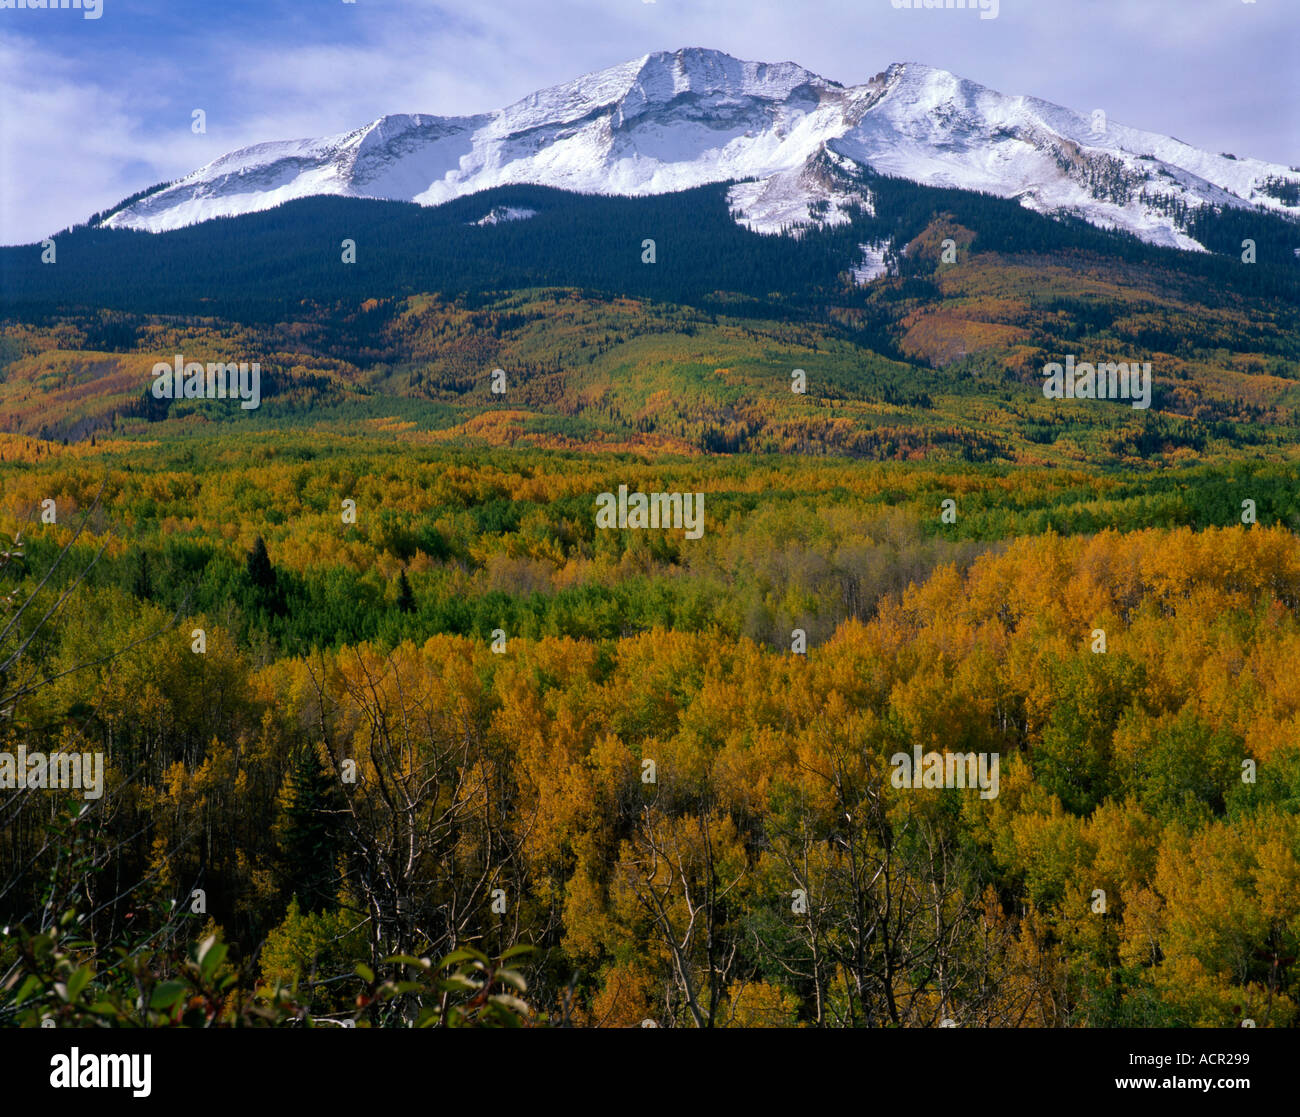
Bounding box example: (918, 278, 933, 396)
(2, 169, 1299, 1029)
(4, 173, 1297, 319)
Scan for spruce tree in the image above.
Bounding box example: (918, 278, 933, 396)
(246, 535, 275, 590)
(129, 550, 152, 599)
(275, 745, 345, 913)
(396, 569, 416, 614)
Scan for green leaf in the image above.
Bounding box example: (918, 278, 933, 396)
(489, 993, 530, 1013)
(382, 954, 431, 970)
(149, 982, 186, 1010)
(199, 941, 228, 982)
(440, 947, 487, 968)
(13, 975, 42, 1006)
(436, 975, 479, 993)
(488, 994, 529, 1025)
(499, 945, 534, 961)
(66, 967, 92, 1002)
(495, 968, 527, 993)
(354, 963, 375, 984)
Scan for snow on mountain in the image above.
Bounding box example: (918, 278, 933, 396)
(852, 242, 893, 285)
(470, 205, 538, 226)
(100, 48, 1299, 253)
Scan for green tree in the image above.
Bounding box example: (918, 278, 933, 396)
(275, 745, 346, 913)
(396, 569, 416, 615)
(246, 535, 275, 591)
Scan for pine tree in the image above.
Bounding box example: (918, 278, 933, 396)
(129, 550, 152, 599)
(396, 569, 416, 614)
(275, 745, 345, 914)
(246, 535, 275, 591)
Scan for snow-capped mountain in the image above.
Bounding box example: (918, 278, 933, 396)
(100, 48, 1299, 252)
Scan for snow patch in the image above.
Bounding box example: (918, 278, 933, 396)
(851, 241, 892, 284)
(471, 206, 538, 226)
(728, 171, 864, 234)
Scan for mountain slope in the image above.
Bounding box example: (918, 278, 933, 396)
(98, 48, 1300, 251)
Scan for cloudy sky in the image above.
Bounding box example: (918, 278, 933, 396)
(1, 0, 1295, 245)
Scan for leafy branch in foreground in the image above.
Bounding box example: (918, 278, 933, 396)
(358, 945, 536, 1028)
(0, 900, 537, 1028)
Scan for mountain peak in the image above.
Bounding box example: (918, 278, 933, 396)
(98, 49, 1300, 251)
(494, 47, 826, 134)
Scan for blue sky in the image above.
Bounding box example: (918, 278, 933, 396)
(1, 0, 1295, 244)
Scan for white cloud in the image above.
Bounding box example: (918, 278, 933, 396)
(0, 36, 232, 243)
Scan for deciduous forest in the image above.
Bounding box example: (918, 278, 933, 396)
(2, 172, 1298, 1030)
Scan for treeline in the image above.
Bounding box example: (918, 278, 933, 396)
(0, 185, 864, 322)
(4, 172, 1294, 324)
